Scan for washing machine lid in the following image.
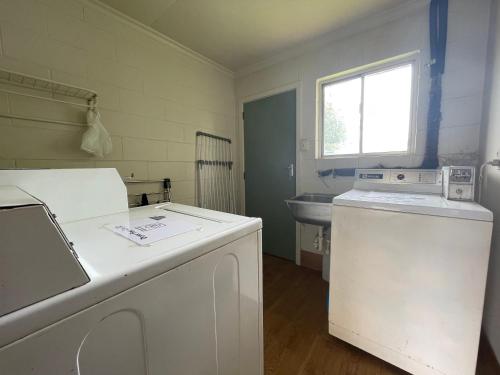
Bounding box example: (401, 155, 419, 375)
(0, 186, 90, 317)
(334, 189, 493, 222)
(61, 203, 262, 280)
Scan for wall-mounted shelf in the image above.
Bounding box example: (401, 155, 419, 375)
(0, 68, 98, 127)
(0, 68, 97, 102)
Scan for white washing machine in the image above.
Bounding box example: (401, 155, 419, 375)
(0, 168, 263, 375)
(328, 168, 493, 375)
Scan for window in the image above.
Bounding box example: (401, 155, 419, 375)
(318, 58, 416, 157)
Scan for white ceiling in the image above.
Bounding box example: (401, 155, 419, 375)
(101, 0, 412, 70)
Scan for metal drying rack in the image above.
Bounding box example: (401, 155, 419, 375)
(195, 131, 236, 213)
(0, 68, 98, 127)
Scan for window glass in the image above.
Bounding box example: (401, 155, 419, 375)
(320, 60, 415, 157)
(323, 77, 361, 156)
(362, 64, 412, 153)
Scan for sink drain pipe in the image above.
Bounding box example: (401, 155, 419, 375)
(314, 226, 331, 281)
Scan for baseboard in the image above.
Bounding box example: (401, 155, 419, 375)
(300, 250, 322, 271)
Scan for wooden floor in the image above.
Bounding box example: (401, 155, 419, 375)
(263, 254, 500, 375)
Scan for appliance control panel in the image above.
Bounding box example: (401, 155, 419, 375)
(442, 166, 475, 201)
(448, 167, 473, 183)
(354, 169, 443, 194)
(356, 169, 441, 184)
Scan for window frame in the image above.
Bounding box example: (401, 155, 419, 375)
(316, 52, 420, 159)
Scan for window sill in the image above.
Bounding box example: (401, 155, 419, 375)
(317, 151, 411, 160)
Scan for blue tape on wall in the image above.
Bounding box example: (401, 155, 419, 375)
(334, 168, 356, 177)
(421, 0, 448, 169)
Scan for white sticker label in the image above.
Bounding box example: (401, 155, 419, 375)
(108, 216, 200, 245)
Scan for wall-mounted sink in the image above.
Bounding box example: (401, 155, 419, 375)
(285, 193, 335, 227)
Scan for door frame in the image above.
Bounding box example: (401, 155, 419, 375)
(237, 82, 302, 265)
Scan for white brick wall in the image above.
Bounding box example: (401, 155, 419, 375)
(0, 0, 236, 207)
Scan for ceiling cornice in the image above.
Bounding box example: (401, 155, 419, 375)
(83, 0, 235, 77)
(236, 0, 430, 78)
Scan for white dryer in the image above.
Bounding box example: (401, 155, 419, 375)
(0, 168, 263, 375)
(328, 168, 493, 375)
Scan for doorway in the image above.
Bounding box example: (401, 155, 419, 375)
(243, 90, 297, 261)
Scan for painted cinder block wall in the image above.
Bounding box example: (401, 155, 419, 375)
(235, 0, 491, 253)
(0, 0, 236, 207)
(480, 0, 500, 362)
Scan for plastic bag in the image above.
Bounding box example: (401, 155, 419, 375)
(81, 109, 112, 158)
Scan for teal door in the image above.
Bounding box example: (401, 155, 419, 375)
(244, 90, 296, 261)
